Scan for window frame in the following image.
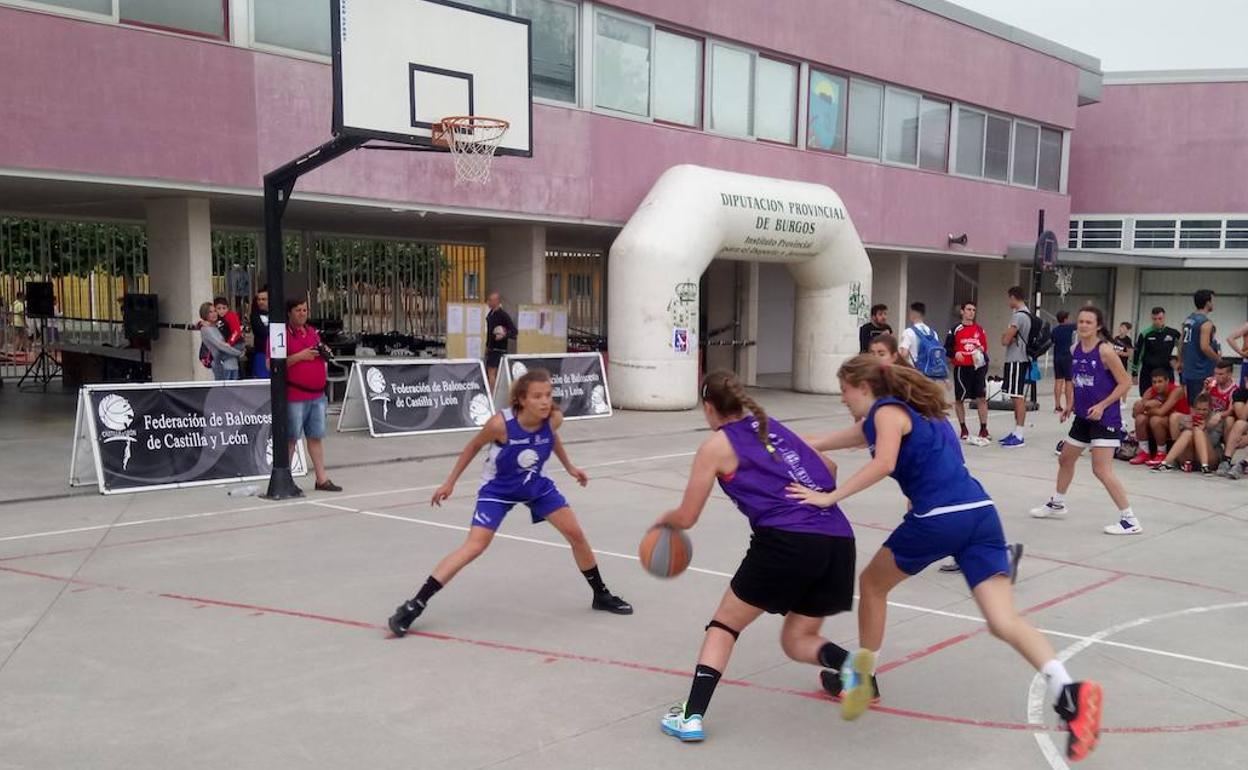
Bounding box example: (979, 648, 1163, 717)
(952, 104, 987, 178)
(879, 84, 922, 167)
(917, 95, 950, 173)
(1037, 125, 1064, 193)
(591, 6, 655, 119)
(752, 53, 800, 147)
(516, 0, 581, 107)
(1, 0, 117, 23)
(1010, 118, 1041, 188)
(845, 77, 885, 161)
(705, 39, 756, 139)
(805, 66, 849, 156)
(118, 0, 231, 41)
(247, 0, 331, 62)
(651, 26, 705, 129)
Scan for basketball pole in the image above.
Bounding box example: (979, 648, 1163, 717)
(262, 134, 366, 499)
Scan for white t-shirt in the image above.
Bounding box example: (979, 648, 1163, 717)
(899, 322, 934, 363)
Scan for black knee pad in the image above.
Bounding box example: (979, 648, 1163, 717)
(705, 619, 740, 640)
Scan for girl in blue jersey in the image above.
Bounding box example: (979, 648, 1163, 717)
(388, 369, 631, 636)
(787, 355, 1103, 763)
(653, 371, 857, 743)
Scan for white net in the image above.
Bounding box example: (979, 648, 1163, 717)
(1055, 266, 1074, 298)
(434, 117, 509, 185)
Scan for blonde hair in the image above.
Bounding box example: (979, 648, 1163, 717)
(838, 354, 948, 419)
(198, 302, 215, 321)
(701, 370, 775, 455)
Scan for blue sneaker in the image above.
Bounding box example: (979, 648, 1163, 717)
(1000, 434, 1026, 448)
(660, 703, 705, 742)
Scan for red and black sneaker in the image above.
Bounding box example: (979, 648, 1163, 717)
(1055, 681, 1103, 762)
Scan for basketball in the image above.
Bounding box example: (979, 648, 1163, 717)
(639, 525, 692, 578)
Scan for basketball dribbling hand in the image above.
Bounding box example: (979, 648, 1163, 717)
(431, 483, 454, 506)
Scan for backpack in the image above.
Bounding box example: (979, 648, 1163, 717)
(1024, 312, 1053, 359)
(910, 324, 948, 379)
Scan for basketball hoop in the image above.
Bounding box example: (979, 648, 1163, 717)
(431, 116, 510, 185)
(1055, 266, 1074, 299)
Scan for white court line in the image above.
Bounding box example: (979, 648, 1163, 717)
(0, 450, 698, 545)
(1026, 602, 1248, 770)
(323, 501, 1248, 675)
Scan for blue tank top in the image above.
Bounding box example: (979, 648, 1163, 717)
(1182, 313, 1218, 381)
(1071, 340, 1121, 428)
(480, 408, 555, 494)
(861, 398, 991, 517)
(716, 417, 854, 538)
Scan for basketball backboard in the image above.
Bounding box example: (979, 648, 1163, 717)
(331, 0, 532, 157)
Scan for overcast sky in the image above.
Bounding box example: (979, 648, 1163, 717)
(943, 0, 1248, 72)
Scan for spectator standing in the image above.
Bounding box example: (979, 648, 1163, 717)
(898, 302, 946, 382)
(11, 291, 29, 355)
(273, 298, 341, 493)
(858, 304, 893, 353)
(1050, 310, 1076, 413)
(198, 302, 243, 381)
(249, 286, 271, 379)
(485, 291, 518, 391)
(999, 287, 1032, 448)
(1181, 290, 1221, 407)
(1132, 307, 1181, 396)
(945, 300, 991, 445)
(1113, 323, 1133, 378)
(1225, 319, 1248, 387)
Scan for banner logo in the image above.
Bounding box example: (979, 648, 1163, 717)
(510, 361, 529, 380)
(590, 385, 609, 414)
(365, 367, 391, 418)
(97, 394, 137, 470)
(469, 393, 492, 425)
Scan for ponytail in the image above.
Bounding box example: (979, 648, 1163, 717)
(701, 370, 776, 457)
(838, 354, 949, 419)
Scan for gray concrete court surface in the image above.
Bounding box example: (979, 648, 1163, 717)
(1, 385, 1247, 769)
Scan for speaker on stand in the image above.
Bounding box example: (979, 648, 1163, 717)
(17, 281, 60, 391)
(122, 294, 160, 342)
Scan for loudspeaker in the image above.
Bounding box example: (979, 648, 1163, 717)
(25, 282, 54, 317)
(122, 293, 160, 342)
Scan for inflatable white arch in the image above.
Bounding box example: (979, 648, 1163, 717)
(608, 165, 872, 410)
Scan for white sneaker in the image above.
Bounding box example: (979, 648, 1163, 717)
(660, 704, 705, 742)
(1030, 499, 1069, 518)
(1104, 518, 1142, 535)
(968, 435, 991, 447)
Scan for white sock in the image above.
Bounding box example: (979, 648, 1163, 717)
(1043, 660, 1074, 704)
(1051, 492, 1066, 505)
(1013, 425, 1025, 439)
(1119, 507, 1137, 523)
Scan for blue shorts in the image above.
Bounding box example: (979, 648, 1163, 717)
(883, 503, 1009, 589)
(1053, 356, 1073, 380)
(471, 478, 568, 531)
(288, 395, 327, 440)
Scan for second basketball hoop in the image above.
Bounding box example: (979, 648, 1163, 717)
(432, 116, 510, 185)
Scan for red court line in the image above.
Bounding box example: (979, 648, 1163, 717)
(6, 563, 1245, 735)
(877, 573, 1127, 675)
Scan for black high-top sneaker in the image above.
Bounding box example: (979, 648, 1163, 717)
(388, 600, 425, 638)
(591, 590, 633, 615)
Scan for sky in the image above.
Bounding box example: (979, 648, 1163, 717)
(942, 0, 1248, 72)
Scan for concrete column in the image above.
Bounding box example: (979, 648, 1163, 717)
(1112, 266, 1140, 329)
(486, 225, 546, 306)
(741, 261, 760, 385)
(868, 251, 907, 338)
(145, 198, 213, 383)
(975, 261, 1022, 361)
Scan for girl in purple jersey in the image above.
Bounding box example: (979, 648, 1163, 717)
(1031, 307, 1142, 535)
(653, 371, 857, 742)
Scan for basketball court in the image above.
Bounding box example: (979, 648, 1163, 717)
(2, 389, 1246, 769)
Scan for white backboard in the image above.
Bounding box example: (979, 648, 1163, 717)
(332, 0, 532, 156)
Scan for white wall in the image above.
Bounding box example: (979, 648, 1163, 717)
(757, 262, 795, 374)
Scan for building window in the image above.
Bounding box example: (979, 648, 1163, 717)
(1227, 220, 1248, 249)
(547, 272, 563, 304)
(954, 108, 985, 176)
(1179, 220, 1222, 249)
(1134, 219, 1176, 249)
(253, 0, 330, 56)
(806, 69, 847, 154)
(517, 0, 577, 103)
(710, 43, 754, 136)
(653, 29, 703, 127)
(847, 79, 883, 159)
(594, 12, 651, 116)
(16, 0, 111, 14)
(1068, 221, 1079, 248)
(119, 0, 229, 39)
(918, 97, 949, 171)
(984, 114, 1011, 182)
(464, 272, 480, 299)
(1038, 127, 1063, 191)
(1080, 220, 1123, 249)
(882, 88, 919, 165)
(755, 56, 797, 144)
(1012, 122, 1039, 187)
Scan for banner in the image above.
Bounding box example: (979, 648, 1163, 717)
(69, 381, 307, 495)
(337, 359, 494, 437)
(493, 353, 612, 420)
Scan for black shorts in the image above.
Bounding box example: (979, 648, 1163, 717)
(954, 366, 987, 401)
(1001, 361, 1029, 398)
(730, 528, 855, 617)
(1053, 357, 1073, 380)
(1067, 416, 1121, 448)
(486, 349, 505, 369)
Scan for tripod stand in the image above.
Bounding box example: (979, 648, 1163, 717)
(18, 320, 61, 391)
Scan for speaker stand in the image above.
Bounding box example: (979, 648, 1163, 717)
(18, 324, 61, 392)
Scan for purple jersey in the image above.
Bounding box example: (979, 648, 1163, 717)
(716, 417, 854, 537)
(1072, 340, 1121, 428)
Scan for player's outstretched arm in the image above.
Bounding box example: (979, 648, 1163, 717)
(803, 422, 867, 452)
(552, 432, 588, 486)
(654, 433, 732, 530)
(432, 414, 505, 505)
(788, 406, 906, 508)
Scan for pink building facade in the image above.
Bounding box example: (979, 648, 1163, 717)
(0, 0, 1125, 382)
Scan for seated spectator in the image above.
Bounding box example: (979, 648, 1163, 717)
(1129, 369, 1189, 466)
(1152, 393, 1223, 475)
(1218, 388, 1248, 479)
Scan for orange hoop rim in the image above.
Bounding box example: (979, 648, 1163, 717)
(431, 115, 510, 147)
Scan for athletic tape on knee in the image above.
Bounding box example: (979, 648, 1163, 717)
(705, 619, 740, 640)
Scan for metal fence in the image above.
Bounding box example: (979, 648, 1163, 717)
(546, 249, 604, 341)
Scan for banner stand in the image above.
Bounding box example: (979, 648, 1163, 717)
(492, 353, 613, 420)
(69, 381, 307, 495)
(336, 359, 494, 438)
(337, 364, 371, 433)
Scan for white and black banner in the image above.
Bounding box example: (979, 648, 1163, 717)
(69, 381, 307, 495)
(493, 353, 612, 420)
(337, 359, 494, 437)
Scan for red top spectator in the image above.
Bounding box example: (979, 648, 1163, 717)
(1143, 380, 1190, 415)
(268, 301, 327, 402)
(214, 296, 244, 346)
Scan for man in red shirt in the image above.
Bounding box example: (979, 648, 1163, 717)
(945, 301, 991, 445)
(270, 298, 341, 492)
